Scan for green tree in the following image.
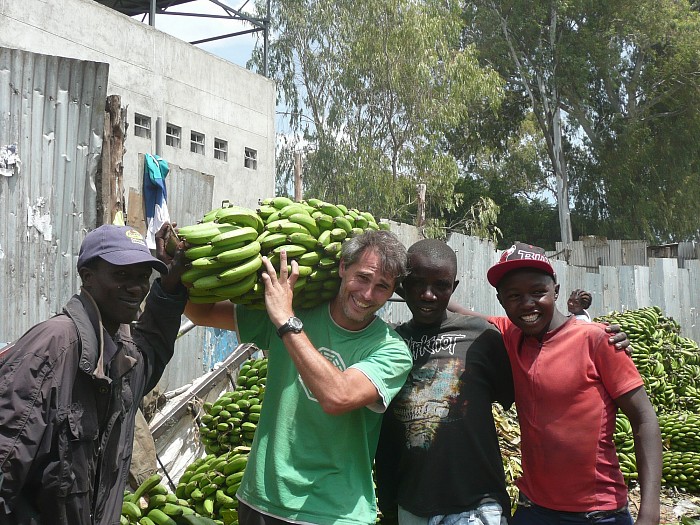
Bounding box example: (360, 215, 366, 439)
(249, 0, 502, 224)
(461, 0, 700, 243)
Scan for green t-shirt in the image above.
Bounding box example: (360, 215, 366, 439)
(236, 303, 412, 525)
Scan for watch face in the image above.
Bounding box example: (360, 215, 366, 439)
(278, 316, 303, 337)
(289, 317, 303, 332)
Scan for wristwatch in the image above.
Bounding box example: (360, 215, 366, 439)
(276, 316, 303, 338)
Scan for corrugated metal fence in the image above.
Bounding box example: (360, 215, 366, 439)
(0, 47, 108, 342)
(380, 228, 700, 344)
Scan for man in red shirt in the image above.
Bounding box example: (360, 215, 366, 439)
(458, 242, 661, 525)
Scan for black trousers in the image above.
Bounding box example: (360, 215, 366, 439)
(237, 500, 296, 525)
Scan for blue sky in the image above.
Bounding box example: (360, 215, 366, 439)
(134, 0, 259, 69)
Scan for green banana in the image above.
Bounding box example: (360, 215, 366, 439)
(210, 225, 259, 246)
(215, 207, 264, 233)
(320, 202, 344, 218)
(133, 473, 163, 501)
(324, 241, 343, 256)
(256, 204, 277, 219)
(287, 213, 320, 237)
(278, 204, 309, 219)
(212, 272, 257, 299)
(122, 500, 142, 521)
(297, 251, 322, 267)
(190, 256, 231, 270)
(260, 232, 289, 251)
(317, 229, 332, 247)
(218, 254, 264, 284)
(180, 266, 220, 285)
(287, 232, 320, 251)
(146, 509, 177, 525)
(272, 244, 307, 258)
(315, 213, 334, 232)
(265, 210, 282, 224)
(271, 196, 295, 209)
(215, 240, 262, 265)
(330, 228, 347, 241)
(333, 216, 353, 234)
(184, 240, 245, 260)
(200, 207, 223, 223)
(353, 215, 368, 229)
(193, 254, 262, 289)
(178, 223, 237, 245)
(265, 219, 310, 236)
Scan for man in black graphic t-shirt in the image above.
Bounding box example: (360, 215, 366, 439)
(375, 239, 514, 525)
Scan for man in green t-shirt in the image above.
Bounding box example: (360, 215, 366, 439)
(185, 230, 413, 525)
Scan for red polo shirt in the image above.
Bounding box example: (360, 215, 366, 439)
(488, 316, 643, 512)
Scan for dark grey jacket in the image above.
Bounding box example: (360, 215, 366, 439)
(0, 280, 186, 525)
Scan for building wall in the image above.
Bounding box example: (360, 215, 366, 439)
(0, 0, 275, 212)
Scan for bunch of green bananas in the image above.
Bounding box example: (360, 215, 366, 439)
(595, 306, 700, 413)
(198, 357, 267, 455)
(599, 306, 700, 492)
(177, 197, 387, 307)
(659, 412, 700, 454)
(662, 451, 700, 493)
(121, 474, 218, 525)
(175, 447, 250, 525)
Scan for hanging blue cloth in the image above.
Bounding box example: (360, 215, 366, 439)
(143, 154, 170, 249)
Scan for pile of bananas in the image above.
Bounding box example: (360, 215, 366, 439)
(662, 451, 700, 493)
(199, 357, 267, 455)
(601, 306, 700, 493)
(176, 197, 387, 307)
(175, 448, 250, 525)
(121, 474, 217, 525)
(595, 306, 700, 413)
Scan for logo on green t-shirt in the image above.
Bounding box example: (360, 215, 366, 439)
(299, 346, 347, 401)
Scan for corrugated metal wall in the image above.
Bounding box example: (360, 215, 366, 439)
(380, 229, 700, 347)
(0, 47, 108, 343)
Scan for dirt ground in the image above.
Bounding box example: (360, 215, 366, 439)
(627, 485, 700, 524)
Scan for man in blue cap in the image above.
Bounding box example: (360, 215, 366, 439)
(0, 223, 188, 525)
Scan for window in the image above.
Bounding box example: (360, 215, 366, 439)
(244, 147, 257, 169)
(191, 131, 205, 155)
(134, 113, 151, 139)
(214, 138, 228, 161)
(166, 124, 181, 148)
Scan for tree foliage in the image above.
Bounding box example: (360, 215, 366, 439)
(248, 0, 503, 225)
(459, 0, 700, 243)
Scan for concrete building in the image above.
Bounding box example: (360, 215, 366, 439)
(0, 0, 276, 213)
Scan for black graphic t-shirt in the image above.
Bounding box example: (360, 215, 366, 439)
(376, 312, 514, 518)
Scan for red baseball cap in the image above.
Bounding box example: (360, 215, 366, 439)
(487, 242, 555, 288)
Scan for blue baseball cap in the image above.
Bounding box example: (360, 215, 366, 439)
(77, 225, 168, 274)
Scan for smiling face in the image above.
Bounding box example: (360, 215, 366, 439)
(403, 252, 457, 327)
(79, 258, 153, 335)
(496, 268, 563, 340)
(330, 248, 397, 331)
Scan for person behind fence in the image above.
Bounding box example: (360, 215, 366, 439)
(374, 239, 514, 525)
(567, 288, 593, 321)
(183, 229, 413, 525)
(477, 242, 661, 525)
(0, 223, 188, 525)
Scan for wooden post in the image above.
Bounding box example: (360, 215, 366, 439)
(416, 183, 426, 228)
(294, 152, 303, 202)
(99, 95, 126, 225)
